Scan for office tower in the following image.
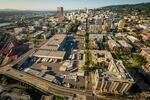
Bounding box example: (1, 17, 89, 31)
(57, 7, 64, 23)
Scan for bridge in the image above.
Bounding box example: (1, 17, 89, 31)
(0, 49, 93, 98)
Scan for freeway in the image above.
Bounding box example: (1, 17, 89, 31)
(0, 48, 93, 97)
(0, 66, 92, 97)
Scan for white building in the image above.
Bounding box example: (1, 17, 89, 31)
(127, 35, 139, 43)
(14, 27, 26, 34)
(94, 59, 134, 94)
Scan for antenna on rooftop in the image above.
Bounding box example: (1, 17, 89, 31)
(56, 0, 63, 7)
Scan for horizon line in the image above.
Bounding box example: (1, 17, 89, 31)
(0, 2, 149, 11)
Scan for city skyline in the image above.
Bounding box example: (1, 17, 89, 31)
(0, 0, 149, 10)
(0, 0, 150, 99)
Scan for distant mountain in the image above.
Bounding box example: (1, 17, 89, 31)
(98, 2, 150, 15)
(0, 9, 21, 11)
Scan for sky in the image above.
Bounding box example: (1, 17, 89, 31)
(0, 0, 149, 10)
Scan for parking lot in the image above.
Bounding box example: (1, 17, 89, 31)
(13, 35, 86, 89)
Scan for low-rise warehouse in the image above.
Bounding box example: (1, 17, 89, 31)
(33, 34, 67, 60)
(40, 34, 66, 51)
(34, 50, 66, 60)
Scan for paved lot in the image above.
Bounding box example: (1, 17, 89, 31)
(32, 62, 85, 89)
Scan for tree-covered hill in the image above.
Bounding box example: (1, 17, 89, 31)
(99, 2, 150, 16)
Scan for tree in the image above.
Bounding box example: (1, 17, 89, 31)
(1, 76, 8, 85)
(132, 54, 147, 66)
(68, 19, 81, 32)
(50, 28, 57, 34)
(81, 65, 87, 71)
(53, 96, 64, 100)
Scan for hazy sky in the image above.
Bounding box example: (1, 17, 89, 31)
(0, 0, 149, 10)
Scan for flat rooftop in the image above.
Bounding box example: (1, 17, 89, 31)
(34, 50, 66, 59)
(97, 60, 134, 83)
(92, 50, 113, 59)
(127, 35, 139, 41)
(89, 34, 104, 40)
(40, 34, 66, 50)
(142, 48, 150, 54)
(118, 40, 133, 48)
(108, 40, 121, 47)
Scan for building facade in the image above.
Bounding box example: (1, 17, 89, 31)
(118, 19, 125, 29)
(57, 7, 64, 23)
(108, 40, 121, 51)
(94, 59, 134, 95)
(140, 48, 150, 72)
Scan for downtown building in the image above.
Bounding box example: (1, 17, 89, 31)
(89, 25, 102, 34)
(118, 40, 133, 52)
(108, 40, 121, 51)
(118, 19, 125, 29)
(140, 48, 150, 72)
(108, 39, 133, 52)
(94, 59, 134, 95)
(57, 7, 64, 23)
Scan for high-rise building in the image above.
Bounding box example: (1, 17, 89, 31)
(57, 7, 64, 23)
